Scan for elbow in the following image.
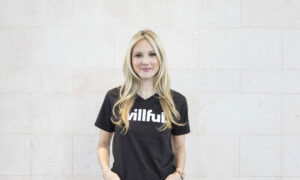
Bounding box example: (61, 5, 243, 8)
(173, 145, 186, 152)
(97, 141, 110, 150)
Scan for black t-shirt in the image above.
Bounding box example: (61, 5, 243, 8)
(94, 86, 190, 180)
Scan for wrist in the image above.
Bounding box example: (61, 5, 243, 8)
(175, 168, 185, 180)
(173, 171, 182, 180)
(102, 167, 111, 175)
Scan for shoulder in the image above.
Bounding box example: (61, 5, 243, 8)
(104, 86, 121, 106)
(170, 89, 188, 106)
(170, 89, 187, 100)
(106, 85, 121, 98)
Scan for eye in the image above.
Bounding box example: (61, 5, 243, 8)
(135, 54, 142, 58)
(149, 53, 156, 57)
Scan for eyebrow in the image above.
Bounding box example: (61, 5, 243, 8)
(133, 50, 155, 53)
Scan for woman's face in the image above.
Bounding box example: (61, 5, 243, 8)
(131, 38, 160, 80)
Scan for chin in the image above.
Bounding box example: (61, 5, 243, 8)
(139, 75, 155, 80)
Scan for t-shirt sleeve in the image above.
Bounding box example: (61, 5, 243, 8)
(94, 92, 115, 132)
(171, 96, 191, 136)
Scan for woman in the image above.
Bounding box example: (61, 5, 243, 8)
(95, 29, 190, 180)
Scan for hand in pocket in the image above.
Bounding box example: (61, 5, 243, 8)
(103, 170, 121, 180)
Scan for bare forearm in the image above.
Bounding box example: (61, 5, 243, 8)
(174, 147, 186, 171)
(97, 145, 111, 174)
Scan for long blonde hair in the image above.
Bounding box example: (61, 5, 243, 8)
(111, 29, 187, 135)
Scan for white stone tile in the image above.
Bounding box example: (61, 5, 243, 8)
(187, 93, 281, 135)
(72, 0, 156, 27)
(170, 70, 240, 93)
(73, 135, 114, 176)
(198, 28, 281, 69)
(72, 69, 123, 93)
(283, 94, 300, 135)
(0, 176, 30, 180)
(73, 135, 99, 175)
(0, 69, 29, 92)
(0, 68, 72, 92)
(0, 135, 30, 175)
(152, 0, 178, 27)
(175, 0, 240, 27)
(188, 178, 280, 180)
(0, 0, 73, 27)
(30, 28, 114, 68)
(31, 135, 72, 175)
(72, 0, 117, 27)
(28, 68, 72, 92)
(0, 28, 29, 68)
(282, 178, 300, 180)
(240, 136, 281, 176)
(186, 135, 239, 176)
(0, 0, 28, 26)
(155, 28, 198, 69)
(0, 93, 30, 133)
(31, 93, 102, 134)
(283, 29, 300, 69)
(241, 70, 300, 93)
(241, 0, 300, 27)
(283, 136, 300, 176)
(31, 176, 102, 180)
(239, 178, 280, 180)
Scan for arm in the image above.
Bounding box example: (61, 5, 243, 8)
(97, 129, 114, 176)
(171, 134, 187, 178)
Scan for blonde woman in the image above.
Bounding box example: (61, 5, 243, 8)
(95, 29, 190, 180)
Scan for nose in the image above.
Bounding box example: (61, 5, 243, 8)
(141, 57, 151, 65)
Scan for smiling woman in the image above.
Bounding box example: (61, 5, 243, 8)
(131, 38, 160, 86)
(95, 29, 190, 180)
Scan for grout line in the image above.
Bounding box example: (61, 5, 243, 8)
(27, 28, 31, 67)
(72, 134, 74, 176)
(281, 28, 284, 70)
(1, 132, 295, 136)
(281, 94, 283, 136)
(71, 68, 73, 93)
(281, 133, 283, 178)
(113, 27, 116, 68)
(238, 135, 240, 176)
(281, 93, 284, 177)
(240, 0, 242, 27)
(71, 0, 74, 17)
(196, 27, 199, 70)
(30, 134, 31, 179)
(1, 67, 300, 71)
(240, 69, 242, 93)
(1, 26, 300, 29)
(0, 92, 299, 94)
(29, 92, 32, 179)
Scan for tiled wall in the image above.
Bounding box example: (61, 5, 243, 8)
(0, 0, 300, 179)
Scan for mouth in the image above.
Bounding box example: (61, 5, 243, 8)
(141, 68, 152, 72)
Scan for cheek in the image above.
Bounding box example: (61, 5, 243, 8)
(153, 58, 160, 69)
(131, 59, 138, 67)
(132, 59, 141, 71)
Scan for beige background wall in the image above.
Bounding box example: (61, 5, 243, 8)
(1, 0, 300, 179)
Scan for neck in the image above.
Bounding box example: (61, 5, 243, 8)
(139, 78, 156, 95)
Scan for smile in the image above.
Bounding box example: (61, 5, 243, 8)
(141, 68, 152, 72)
